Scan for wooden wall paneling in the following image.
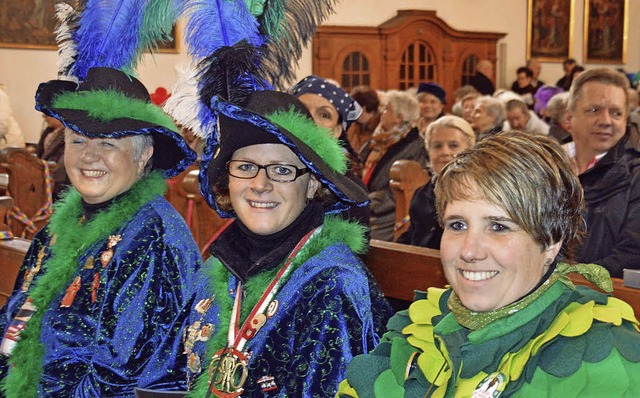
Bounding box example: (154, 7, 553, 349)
(312, 26, 383, 90)
(313, 10, 506, 105)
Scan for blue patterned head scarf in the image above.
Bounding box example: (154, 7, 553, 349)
(291, 75, 362, 132)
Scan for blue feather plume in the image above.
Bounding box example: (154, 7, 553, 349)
(166, 0, 340, 141)
(184, 0, 263, 58)
(73, 0, 148, 79)
(165, 0, 267, 137)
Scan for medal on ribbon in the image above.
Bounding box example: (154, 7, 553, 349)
(202, 228, 317, 395)
(207, 348, 249, 397)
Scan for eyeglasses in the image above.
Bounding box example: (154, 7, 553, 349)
(226, 160, 309, 183)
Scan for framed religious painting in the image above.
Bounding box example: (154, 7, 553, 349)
(0, 0, 178, 52)
(0, 0, 71, 49)
(526, 0, 575, 62)
(583, 0, 628, 64)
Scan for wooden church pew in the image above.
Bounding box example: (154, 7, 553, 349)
(165, 164, 227, 253)
(389, 160, 429, 241)
(0, 148, 56, 239)
(365, 239, 640, 317)
(0, 196, 30, 308)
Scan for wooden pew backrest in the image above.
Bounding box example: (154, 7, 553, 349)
(366, 239, 445, 302)
(389, 160, 429, 241)
(165, 165, 227, 252)
(365, 239, 640, 316)
(1, 196, 13, 233)
(0, 237, 29, 308)
(0, 148, 56, 239)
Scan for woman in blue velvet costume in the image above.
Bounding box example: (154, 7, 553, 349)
(180, 90, 392, 397)
(0, 67, 200, 397)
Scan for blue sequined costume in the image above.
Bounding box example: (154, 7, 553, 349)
(184, 216, 391, 397)
(0, 176, 202, 397)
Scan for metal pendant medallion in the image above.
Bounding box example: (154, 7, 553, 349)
(207, 348, 249, 397)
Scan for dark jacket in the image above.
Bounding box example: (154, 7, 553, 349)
(470, 72, 495, 96)
(362, 128, 428, 241)
(548, 121, 571, 143)
(396, 178, 442, 249)
(576, 131, 640, 278)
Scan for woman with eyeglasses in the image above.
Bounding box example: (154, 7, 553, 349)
(178, 91, 391, 397)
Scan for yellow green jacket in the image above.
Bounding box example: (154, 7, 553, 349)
(338, 280, 640, 397)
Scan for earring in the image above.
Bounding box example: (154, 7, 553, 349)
(545, 258, 553, 266)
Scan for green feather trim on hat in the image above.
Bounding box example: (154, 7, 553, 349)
(53, 90, 178, 132)
(265, 110, 347, 174)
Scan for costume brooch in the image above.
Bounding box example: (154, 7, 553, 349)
(59, 234, 122, 308)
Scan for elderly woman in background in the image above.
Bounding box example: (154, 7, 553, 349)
(0, 84, 25, 149)
(471, 95, 506, 139)
(347, 85, 381, 157)
(459, 92, 480, 125)
(290, 75, 370, 227)
(544, 91, 571, 143)
(0, 68, 200, 397)
(339, 131, 640, 397)
(180, 91, 391, 397)
(416, 82, 447, 133)
(397, 116, 475, 249)
(362, 90, 428, 241)
(291, 75, 362, 167)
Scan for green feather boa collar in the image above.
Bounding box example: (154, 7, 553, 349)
(188, 216, 366, 396)
(2, 173, 166, 397)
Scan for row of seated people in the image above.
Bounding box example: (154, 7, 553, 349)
(1, 67, 639, 396)
(4, 66, 639, 279)
(341, 67, 640, 282)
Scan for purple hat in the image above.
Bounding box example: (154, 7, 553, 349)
(291, 75, 362, 132)
(417, 82, 446, 104)
(534, 85, 564, 115)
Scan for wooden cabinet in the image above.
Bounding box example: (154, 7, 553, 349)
(312, 10, 506, 101)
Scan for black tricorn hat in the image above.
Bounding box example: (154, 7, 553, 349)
(35, 67, 196, 177)
(200, 90, 370, 217)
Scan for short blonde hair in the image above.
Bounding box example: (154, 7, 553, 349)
(435, 130, 584, 261)
(423, 115, 475, 148)
(568, 68, 630, 112)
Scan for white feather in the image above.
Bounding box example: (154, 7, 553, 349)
(164, 60, 214, 139)
(54, 2, 78, 80)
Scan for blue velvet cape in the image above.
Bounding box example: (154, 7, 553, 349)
(185, 218, 392, 397)
(0, 193, 202, 397)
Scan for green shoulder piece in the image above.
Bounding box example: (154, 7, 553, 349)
(519, 349, 640, 397)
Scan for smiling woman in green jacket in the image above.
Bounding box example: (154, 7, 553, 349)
(338, 130, 640, 398)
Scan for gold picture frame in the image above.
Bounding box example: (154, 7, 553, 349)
(583, 0, 628, 64)
(0, 0, 178, 53)
(0, 0, 65, 49)
(527, 0, 575, 62)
